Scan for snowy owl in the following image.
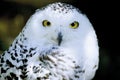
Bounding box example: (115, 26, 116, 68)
(0, 2, 99, 80)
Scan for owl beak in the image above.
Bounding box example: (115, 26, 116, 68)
(57, 32, 63, 46)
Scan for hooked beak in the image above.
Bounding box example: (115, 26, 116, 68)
(57, 32, 63, 46)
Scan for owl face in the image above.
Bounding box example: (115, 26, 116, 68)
(24, 2, 93, 46)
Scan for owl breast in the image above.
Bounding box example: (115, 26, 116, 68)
(26, 48, 85, 80)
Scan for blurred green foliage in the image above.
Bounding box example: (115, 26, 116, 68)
(6, 0, 73, 7)
(0, 14, 25, 53)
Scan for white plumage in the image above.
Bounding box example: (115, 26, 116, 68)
(0, 2, 99, 80)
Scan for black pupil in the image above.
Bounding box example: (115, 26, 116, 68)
(71, 23, 75, 26)
(47, 21, 50, 25)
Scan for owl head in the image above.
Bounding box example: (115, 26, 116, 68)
(22, 2, 96, 47)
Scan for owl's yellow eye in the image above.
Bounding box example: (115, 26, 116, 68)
(70, 21, 79, 29)
(42, 20, 51, 27)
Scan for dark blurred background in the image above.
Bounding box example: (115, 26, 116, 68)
(0, 0, 119, 80)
